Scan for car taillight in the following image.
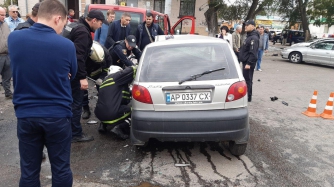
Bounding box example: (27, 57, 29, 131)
(225, 81, 247, 102)
(132, 84, 153, 104)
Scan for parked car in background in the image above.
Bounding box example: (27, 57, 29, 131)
(281, 38, 334, 65)
(131, 35, 249, 156)
(281, 29, 305, 46)
(272, 32, 281, 45)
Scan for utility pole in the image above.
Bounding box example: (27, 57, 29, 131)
(164, 0, 171, 15)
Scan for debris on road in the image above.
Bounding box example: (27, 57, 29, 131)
(175, 163, 190, 167)
(282, 101, 289, 106)
(258, 79, 261, 82)
(87, 120, 98, 124)
(270, 96, 278, 101)
(124, 145, 129, 148)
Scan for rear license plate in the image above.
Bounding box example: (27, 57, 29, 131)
(166, 92, 211, 104)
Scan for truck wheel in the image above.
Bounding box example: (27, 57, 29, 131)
(229, 141, 247, 156)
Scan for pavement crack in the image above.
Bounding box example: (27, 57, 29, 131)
(175, 149, 191, 187)
(209, 142, 232, 161)
(236, 156, 259, 184)
(199, 143, 232, 185)
(149, 148, 156, 179)
(181, 146, 211, 186)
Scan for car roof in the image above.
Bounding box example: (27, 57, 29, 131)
(152, 35, 228, 47)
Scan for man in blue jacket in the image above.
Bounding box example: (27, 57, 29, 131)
(104, 12, 131, 49)
(256, 26, 269, 71)
(94, 9, 115, 46)
(136, 12, 164, 51)
(8, 0, 76, 185)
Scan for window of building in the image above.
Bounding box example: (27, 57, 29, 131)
(179, 0, 195, 17)
(91, 0, 106, 4)
(154, 0, 165, 13)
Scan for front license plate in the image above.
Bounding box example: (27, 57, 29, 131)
(166, 92, 211, 104)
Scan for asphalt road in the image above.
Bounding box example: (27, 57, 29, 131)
(0, 43, 334, 187)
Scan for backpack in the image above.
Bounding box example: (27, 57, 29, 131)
(62, 22, 85, 40)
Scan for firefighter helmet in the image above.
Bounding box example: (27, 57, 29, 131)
(108, 65, 123, 75)
(90, 41, 104, 63)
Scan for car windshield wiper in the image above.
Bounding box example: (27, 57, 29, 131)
(178, 67, 226, 85)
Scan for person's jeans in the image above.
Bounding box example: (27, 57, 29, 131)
(71, 78, 83, 137)
(242, 62, 255, 100)
(0, 55, 12, 95)
(256, 49, 264, 70)
(17, 117, 73, 187)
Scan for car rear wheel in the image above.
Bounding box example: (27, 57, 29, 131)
(289, 52, 302, 63)
(229, 141, 247, 156)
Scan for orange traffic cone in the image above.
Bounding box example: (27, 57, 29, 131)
(320, 92, 334, 120)
(302, 90, 320, 117)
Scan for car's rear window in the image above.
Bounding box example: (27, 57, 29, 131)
(139, 43, 239, 82)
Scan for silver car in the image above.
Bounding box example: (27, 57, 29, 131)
(131, 35, 249, 156)
(281, 39, 334, 65)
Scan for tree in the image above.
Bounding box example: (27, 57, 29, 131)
(308, 0, 334, 27)
(0, 0, 18, 8)
(204, 0, 225, 36)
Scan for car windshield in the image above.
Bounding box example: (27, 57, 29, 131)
(139, 43, 238, 82)
(92, 9, 143, 35)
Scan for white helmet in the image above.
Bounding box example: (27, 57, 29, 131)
(108, 65, 123, 75)
(90, 41, 104, 63)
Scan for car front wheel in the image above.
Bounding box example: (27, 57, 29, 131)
(289, 52, 302, 63)
(229, 141, 247, 156)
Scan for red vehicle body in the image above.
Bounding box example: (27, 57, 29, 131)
(84, 4, 196, 38)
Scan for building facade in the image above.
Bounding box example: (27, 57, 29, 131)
(16, 0, 208, 35)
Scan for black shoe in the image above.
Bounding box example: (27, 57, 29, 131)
(82, 106, 91, 119)
(5, 93, 13, 99)
(71, 133, 94, 143)
(248, 97, 252, 102)
(111, 126, 129, 140)
(98, 122, 107, 133)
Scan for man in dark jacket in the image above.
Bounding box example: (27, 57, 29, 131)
(135, 12, 164, 51)
(109, 35, 141, 67)
(239, 20, 259, 102)
(14, 2, 39, 30)
(95, 65, 136, 139)
(104, 12, 131, 49)
(65, 10, 104, 142)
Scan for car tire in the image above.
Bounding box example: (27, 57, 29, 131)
(289, 52, 302, 63)
(229, 141, 247, 156)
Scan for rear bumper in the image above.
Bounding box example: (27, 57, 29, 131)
(131, 108, 249, 145)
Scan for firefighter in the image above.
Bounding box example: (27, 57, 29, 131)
(94, 65, 136, 139)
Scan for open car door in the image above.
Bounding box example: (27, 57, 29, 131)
(170, 16, 196, 35)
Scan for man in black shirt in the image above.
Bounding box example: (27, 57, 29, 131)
(239, 20, 259, 102)
(136, 12, 164, 51)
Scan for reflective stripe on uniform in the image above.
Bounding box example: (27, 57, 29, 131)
(102, 112, 131, 124)
(103, 68, 109, 72)
(122, 91, 130, 95)
(100, 82, 115, 89)
(132, 66, 137, 79)
(122, 96, 131, 99)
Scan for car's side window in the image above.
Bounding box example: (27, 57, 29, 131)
(314, 42, 334, 50)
